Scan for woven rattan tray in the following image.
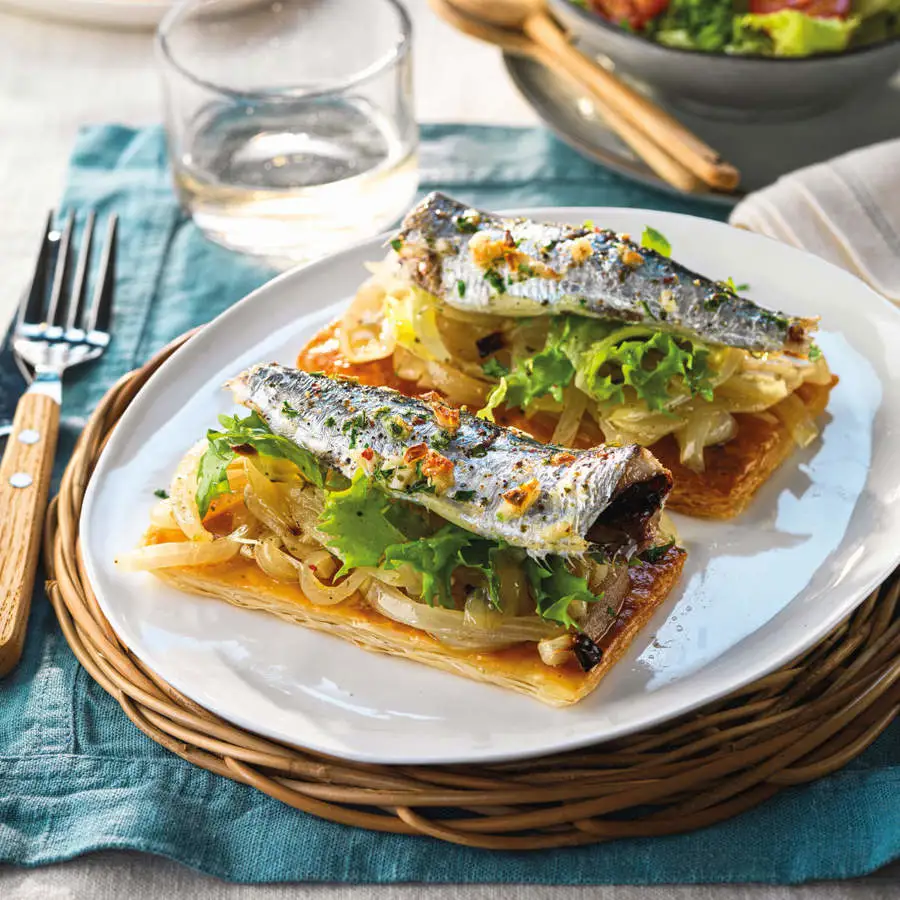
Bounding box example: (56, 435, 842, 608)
(45, 334, 900, 850)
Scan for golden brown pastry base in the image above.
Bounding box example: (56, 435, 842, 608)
(652, 380, 836, 519)
(146, 527, 686, 707)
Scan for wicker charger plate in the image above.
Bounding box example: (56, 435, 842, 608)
(45, 333, 900, 850)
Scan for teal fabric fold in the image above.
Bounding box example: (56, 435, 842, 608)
(0, 124, 896, 885)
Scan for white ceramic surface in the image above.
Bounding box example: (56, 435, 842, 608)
(0, 0, 172, 28)
(81, 208, 900, 765)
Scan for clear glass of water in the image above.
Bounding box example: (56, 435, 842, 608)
(157, 0, 417, 267)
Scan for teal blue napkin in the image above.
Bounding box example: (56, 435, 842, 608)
(1, 124, 897, 885)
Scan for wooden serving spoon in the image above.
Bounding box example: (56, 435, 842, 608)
(430, 0, 704, 192)
(438, 0, 740, 193)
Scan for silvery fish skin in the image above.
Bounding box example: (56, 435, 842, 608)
(230, 364, 672, 557)
(392, 192, 815, 355)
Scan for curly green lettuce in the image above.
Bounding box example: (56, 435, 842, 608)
(734, 9, 859, 55)
(524, 557, 604, 630)
(479, 315, 714, 419)
(382, 524, 477, 608)
(196, 411, 323, 518)
(565, 321, 714, 412)
(317, 470, 411, 575)
(318, 470, 604, 624)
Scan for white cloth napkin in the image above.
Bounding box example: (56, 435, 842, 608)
(729, 138, 900, 304)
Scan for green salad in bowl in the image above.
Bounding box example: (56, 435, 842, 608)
(573, 0, 900, 56)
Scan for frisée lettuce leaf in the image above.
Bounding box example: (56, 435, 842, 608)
(317, 470, 411, 575)
(524, 556, 604, 630)
(478, 315, 715, 418)
(196, 411, 323, 519)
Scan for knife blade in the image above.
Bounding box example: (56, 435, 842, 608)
(0, 316, 31, 437)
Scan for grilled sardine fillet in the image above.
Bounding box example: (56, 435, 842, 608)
(392, 192, 815, 355)
(231, 363, 672, 557)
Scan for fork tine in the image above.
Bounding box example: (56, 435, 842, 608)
(65, 210, 96, 332)
(46, 210, 76, 325)
(18, 211, 55, 326)
(85, 214, 117, 334)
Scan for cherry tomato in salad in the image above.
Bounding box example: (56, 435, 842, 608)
(747, 0, 851, 18)
(590, 0, 670, 30)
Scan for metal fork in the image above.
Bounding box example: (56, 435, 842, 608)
(0, 211, 116, 677)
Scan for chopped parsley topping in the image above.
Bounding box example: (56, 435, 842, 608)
(640, 226, 672, 257)
(455, 214, 479, 234)
(407, 473, 437, 495)
(384, 417, 410, 439)
(484, 268, 507, 294)
(452, 489, 476, 502)
(517, 262, 535, 279)
(153, 488, 169, 499)
(808, 343, 822, 361)
(341, 412, 370, 449)
(390, 238, 402, 252)
(722, 276, 750, 293)
(481, 357, 510, 379)
(281, 401, 299, 420)
(430, 430, 452, 452)
(457, 279, 466, 297)
(638, 541, 675, 564)
(324, 415, 335, 428)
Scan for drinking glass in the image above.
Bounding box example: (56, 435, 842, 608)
(157, 0, 417, 267)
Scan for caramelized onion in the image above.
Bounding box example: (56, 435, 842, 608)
(338, 274, 397, 363)
(773, 393, 820, 448)
(149, 499, 178, 531)
(419, 359, 488, 406)
(676, 408, 737, 473)
(254, 537, 301, 583)
(116, 538, 239, 572)
(299, 560, 368, 606)
(551, 390, 587, 447)
(365, 582, 560, 649)
(169, 439, 213, 541)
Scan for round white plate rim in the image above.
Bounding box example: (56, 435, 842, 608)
(80, 207, 900, 765)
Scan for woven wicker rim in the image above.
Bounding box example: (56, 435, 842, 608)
(44, 333, 900, 850)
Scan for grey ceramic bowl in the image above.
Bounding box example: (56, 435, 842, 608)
(549, 0, 900, 115)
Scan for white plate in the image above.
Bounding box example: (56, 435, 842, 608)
(0, 0, 172, 29)
(81, 208, 900, 765)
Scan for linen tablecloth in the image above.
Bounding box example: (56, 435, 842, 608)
(0, 123, 897, 885)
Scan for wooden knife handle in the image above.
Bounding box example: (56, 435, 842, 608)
(0, 392, 60, 677)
